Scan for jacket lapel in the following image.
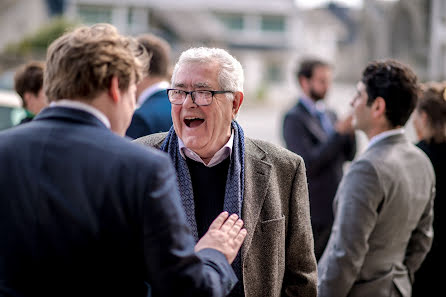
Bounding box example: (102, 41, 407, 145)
(241, 139, 271, 265)
(297, 102, 329, 142)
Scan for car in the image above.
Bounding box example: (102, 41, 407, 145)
(0, 89, 26, 131)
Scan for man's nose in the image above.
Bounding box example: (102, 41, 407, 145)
(183, 92, 198, 108)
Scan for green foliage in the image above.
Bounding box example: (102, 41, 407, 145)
(4, 17, 79, 57)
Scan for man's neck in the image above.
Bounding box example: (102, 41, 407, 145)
(365, 125, 400, 140)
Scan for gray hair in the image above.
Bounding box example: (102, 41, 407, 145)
(171, 47, 244, 95)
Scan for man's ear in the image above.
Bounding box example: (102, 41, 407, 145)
(298, 76, 308, 91)
(23, 92, 33, 107)
(232, 91, 244, 119)
(109, 76, 120, 103)
(372, 96, 386, 118)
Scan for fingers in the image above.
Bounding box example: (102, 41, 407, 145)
(208, 211, 229, 231)
(219, 213, 239, 233)
(228, 217, 244, 238)
(234, 228, 247, 247)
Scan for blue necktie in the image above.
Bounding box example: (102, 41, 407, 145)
(316, 110, 334, 134)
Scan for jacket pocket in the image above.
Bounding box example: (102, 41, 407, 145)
(349, 265, 410, 297)
(260, 216, 286, 273)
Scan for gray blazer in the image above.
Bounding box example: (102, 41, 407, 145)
(135, 133, 318, 297)
(318, 133, 435, 297)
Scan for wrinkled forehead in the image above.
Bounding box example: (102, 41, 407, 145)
(173, 61, 220, 89)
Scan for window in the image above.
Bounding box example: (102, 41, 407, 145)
(266, 62, 283, 83)
(77, 5, 112, 25)
(261, 15, 285, 32)
(216, 13, 244, 30)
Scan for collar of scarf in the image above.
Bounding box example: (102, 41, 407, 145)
(160, 120, 245, 241)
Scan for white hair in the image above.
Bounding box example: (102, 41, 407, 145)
(171, 47, 244, 96)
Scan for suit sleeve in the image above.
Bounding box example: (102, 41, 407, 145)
(142, 154, 237, 297)
(283, 112, 355, 177)
(404, 184, 435, 283)
(283, 158, 318, 296)
(126, 113, 152, 139)
(317, 160, 383, 297)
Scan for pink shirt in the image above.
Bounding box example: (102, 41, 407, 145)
(178, 131, 234, 167)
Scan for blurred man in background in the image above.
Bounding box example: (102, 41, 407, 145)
(126, 33, 173, 138)
(283, 58, 356, 260)
(14, 61, 48, 124)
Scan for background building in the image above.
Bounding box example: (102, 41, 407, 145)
(0, 0, 445, 142)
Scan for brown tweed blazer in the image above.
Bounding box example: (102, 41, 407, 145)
(135, 133, 317, 297)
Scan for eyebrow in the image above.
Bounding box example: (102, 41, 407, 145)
(173, 82, 213, 89)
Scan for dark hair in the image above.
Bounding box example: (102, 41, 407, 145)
(137, 34, 171, 78)
(418, 82, 446, 142)
(14, 61, 45, 107)
(361, 59, 419, 127)
(296, 58, 330, 80)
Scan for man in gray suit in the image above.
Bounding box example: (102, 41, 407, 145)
(318, 60, 435, 297)
(136, 47, 317, 297)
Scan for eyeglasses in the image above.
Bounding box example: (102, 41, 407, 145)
(166, 89, 232, 106)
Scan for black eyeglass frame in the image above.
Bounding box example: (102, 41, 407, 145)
(166, 89, 233, 106)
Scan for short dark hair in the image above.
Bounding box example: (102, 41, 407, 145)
(137, 34, 171, 78)
(361, 59, 419, 127)
(296, 58, 330, 80)
(14, 61, 45, 106)
(418, 81, 446, 142)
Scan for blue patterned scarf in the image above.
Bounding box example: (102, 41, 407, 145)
(160, 120, 245, 295)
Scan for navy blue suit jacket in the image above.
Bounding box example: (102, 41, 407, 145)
(0, 106, 236, 297)
(283, 100, 356, 258)
(126, 89, 172, 139)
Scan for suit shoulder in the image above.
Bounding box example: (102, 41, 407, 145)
(133, 132, 167, 149)
(246, 137, 303, 167)
(283, 103, 301, 118)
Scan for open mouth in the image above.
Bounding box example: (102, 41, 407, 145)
(184, 117, 205, 128)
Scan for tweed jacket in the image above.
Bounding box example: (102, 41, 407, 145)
(135, 133, 318, 297)
(318, 134, 435, 297)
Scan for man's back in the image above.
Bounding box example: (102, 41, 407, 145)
(318, 134, 435, 297)
(126, 89, 172, 139)
(0, 107, 234, 297)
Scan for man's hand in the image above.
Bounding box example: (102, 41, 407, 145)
(335, 114, 354, 134)
(195, 212, 247, 264)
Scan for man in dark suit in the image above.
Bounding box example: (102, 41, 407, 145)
(126, 34, 172, 139)
(283, 59, 356, 260)
(13, 61, 48, 124)
(0, 24, 246, 297)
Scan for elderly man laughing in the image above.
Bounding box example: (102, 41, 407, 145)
(135, 47, 317, 297)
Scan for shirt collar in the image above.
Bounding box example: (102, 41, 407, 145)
(50, 99, 111, 129)
(299, 95, 327, 116)
(178, 130, 234, 167)
(24, 109, 35, 118)
(137, 81, 170, 107)
(367, 128, 405, 149)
